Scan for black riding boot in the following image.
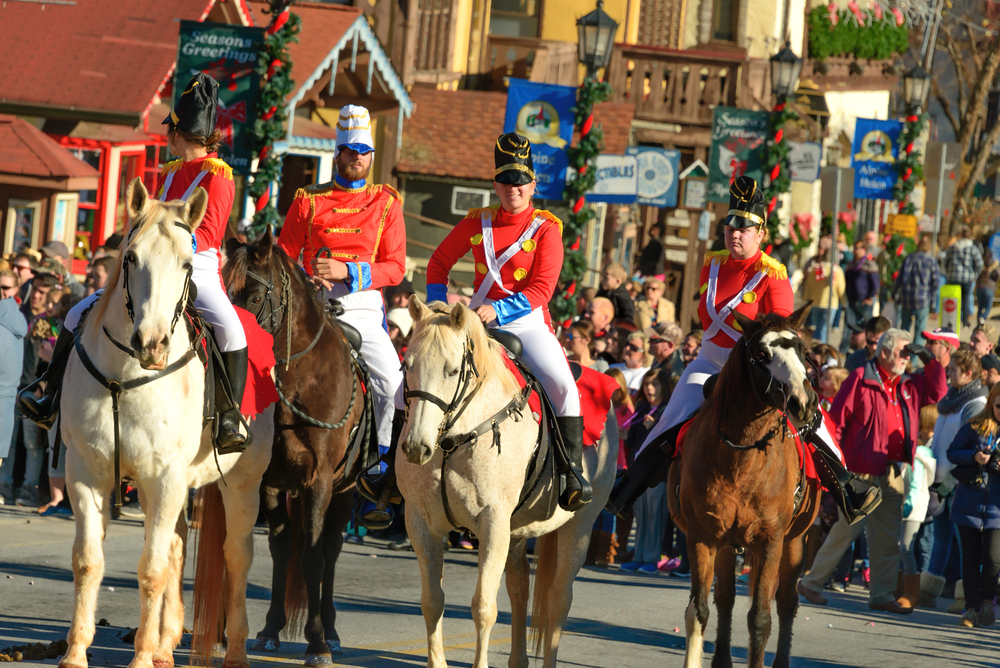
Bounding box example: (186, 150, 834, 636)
(809, 439, 881, 525)
(216, 348, 249, 455)
(557, 416, 591, 511)
(18, 326, 75, 430)
(605, 418, 686, 517)
(358, 409, 405, 505)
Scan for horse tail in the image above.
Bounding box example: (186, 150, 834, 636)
(282, 491, 308, 640)
(191, 483, 228, 664)
(529, 530, 559, 656)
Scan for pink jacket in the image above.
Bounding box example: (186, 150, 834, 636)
(830, 358, 947, 476)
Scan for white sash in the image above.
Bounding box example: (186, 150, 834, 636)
(158, 168, 208, 202)
(703, 258, 767, 341)
(470, 211, 546, 308)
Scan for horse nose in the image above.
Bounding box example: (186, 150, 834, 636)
(402, 439, 433, 465)
(132, 330, 169, 367)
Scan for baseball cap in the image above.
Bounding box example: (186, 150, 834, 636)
(982, 353, 1000, 372)
(40, 240, 69, 259)
(922, 326, 959, 348)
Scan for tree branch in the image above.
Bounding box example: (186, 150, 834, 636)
(955, 34, 1000, 168)
(933, 78, 962, 138)
(959, 112, 1000, 216)
(966, 23, 983, 71)
(942, 29, 970, 115)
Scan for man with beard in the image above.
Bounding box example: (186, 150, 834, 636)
(277, 105, 405, 529)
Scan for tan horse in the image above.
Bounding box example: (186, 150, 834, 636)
(397, 299, 618, 668)
(58, 179, 272, 668)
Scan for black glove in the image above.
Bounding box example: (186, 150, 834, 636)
(904, 343, 934, 364)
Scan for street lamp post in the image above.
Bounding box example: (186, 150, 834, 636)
(576, 0, 618, 78)
(895, 64, 930, 218)
(762, 40, 802, 234)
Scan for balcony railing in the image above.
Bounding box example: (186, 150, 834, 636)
(483, 35, 579, 91)
(801, 56, 899, 92)
(606, 44, 766, 126)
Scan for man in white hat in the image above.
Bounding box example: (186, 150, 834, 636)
(277, 105, 406, 528)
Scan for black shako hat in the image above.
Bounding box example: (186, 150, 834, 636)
(725, 175, 767, 230)
(494, 132, 535, 185)
(162, 72, 219, 137)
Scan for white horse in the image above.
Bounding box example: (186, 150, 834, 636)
(397, 299, 618, 668)
(58, 179, 272, 668)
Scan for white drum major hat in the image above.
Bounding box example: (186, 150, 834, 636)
(335, 105, 375, 158)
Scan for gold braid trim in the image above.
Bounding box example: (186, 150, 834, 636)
(464, 206, 500, 220)
(703, 250, 730, 266)
(161, 159, 184, 177)
(755, 252, 788, 280)
(201, 158, 233, 180)
(534, 208, 563, 236)
(376, 183, 401, 200)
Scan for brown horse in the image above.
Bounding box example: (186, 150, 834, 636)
(217, 229, 367, 666)
(666, 305, 821, 668)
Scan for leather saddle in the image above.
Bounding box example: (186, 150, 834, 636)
(487, 329, 523, 359)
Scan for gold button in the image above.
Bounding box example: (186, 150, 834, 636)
(522, 239, 536, 252)
(699, 283, 707, 294)
(743, 291, 757, 304)
(513, 268, 527, 281)
(471, 233, 483, 245)
(476, 263, 488, 274)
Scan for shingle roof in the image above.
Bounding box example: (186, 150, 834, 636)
(0, 0, 226, 118)
(0, 115, 101, 180)
(397, 88, 635, 181)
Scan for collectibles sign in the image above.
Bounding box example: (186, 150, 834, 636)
(707, 107, 769, 203)
(504, 79, 576, 200)
(586, 155, 638, 203)
(174, 21, 265, 175)
(627, 146, 680, 207)
(850, 117, 903, 200)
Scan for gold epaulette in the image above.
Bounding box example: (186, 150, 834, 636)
(534, 208, 564, 235)
(755, 252, 788, 280)
(161, 159, 183, 177)
(464, 206, 500, 220)
(373, 183, 401, 200)
(704, 249, 730, 266)
(201, 158, 233, 180)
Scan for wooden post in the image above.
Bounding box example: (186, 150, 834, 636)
(401, 0, 419, 87)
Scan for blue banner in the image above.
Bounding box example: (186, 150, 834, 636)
(627, 146, 680, 207)
(851, 118, 903, 200)
(504, 79, 576, 200)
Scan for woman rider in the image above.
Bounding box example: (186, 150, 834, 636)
(608, 176, 880, 524)
(19, 72, 249, 454)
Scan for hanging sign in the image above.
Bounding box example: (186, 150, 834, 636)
(504, 78, 576, 200)
(707, 106, 769, 203)
(626, 146, 680, 207)
(586, 155, 638, 203)
(850, 117, 903, 200)
(788, 141, 823, 182)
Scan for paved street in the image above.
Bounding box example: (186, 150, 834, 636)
(1, 505, 999, 667)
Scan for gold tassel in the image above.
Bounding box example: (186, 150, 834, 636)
(704, 250, 730, 266)
(754, 253, 788, 280)
(201, 158, 233, 180)
(534, 209, 564, 235)
(161, 159, 184, 177)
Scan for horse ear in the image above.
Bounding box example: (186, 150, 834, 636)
(224, 235, 242, 260)
(184, 186, 209, 231)
(409, 296, 433, 323)
(789, 301, 813, 331)
(450, 302, 469, 330)
(126, 178, 148, 221)
(254, 225, 274, 263)
(732, 309, 757, 336)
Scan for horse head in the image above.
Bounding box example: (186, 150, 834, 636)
(224, 226, 290, 335)
(731, 303, 817, 427)
(109, 178, 205, 369)
(402, 298, 521, 466)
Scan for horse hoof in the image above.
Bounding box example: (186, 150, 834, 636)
(212, 644, 227, 659)
(59, 663, 87, 668)
(152, 659, 174, 668)
(251, 636, 280, 652)
(325, 640, 342, 655)
(304, 654, 333, 667)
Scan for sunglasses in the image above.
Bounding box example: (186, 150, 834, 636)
(625, 343, 643, 353)
(865, 338, 879, 346)
(0, 284, 16, 292)
(564, 331, 575, 341)
(648, 338, 666, 345)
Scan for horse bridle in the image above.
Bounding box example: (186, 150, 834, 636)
(404, 337, 482, 451)
(120, 221, 195, 337)
(243, 263, 289, 335)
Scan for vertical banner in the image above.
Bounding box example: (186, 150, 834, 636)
(707, 106, 769, 203)
(627, 146, 681, 207)
(941, 284, 962, 337)
(850, 117, 903, 200)
(175, 20, 264, 175)
(504, 79, 576, 200)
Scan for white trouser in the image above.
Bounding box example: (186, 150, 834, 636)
(325, 287, 404, 448)
(486, 304, 580, 417)
(65, 249, 246, 352)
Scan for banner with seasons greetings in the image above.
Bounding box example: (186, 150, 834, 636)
(503, 79, 576, 200)
(851, 118, 903, 200)
(707, 106, 769, 203)
(174, 21, 265, 175)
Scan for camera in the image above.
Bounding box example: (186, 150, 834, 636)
(989, 453, 1000, 475)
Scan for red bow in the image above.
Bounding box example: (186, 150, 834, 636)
(216, 101, 247, 150)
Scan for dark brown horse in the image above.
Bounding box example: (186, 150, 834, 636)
(666, 305, 821, 668)
(222, 229, 366, 666)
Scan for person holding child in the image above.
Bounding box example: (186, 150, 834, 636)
(596, 262, 636, 322)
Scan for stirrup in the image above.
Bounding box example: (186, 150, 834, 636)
(357, 470, 401, 505)
(215, 410, 248, 455)
(18, 391, 58, 430)
(559, 469, 592, 512)
(842, 480, 882, 525)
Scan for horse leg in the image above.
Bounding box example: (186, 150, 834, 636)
(130, 474, 188, 668)
(302, 481, 334, 666)
(255, 488, 289, 650)
(320, 489, 353, 655)
(538, 523, 593, 668)
(745, 539, 783, 668)
(406, 509, 447, 668)
(711, 548, 737, 668)
(504, 539, 530, 668)
(218, 478, 261, 668)
(152, 507, 188, 668)
(772, 535, 805, 668)
(61, 472, 110, 668)
(684, 541, 716, 668)
(471, 512, 512, 668)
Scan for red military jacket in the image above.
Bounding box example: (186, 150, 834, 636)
(425, 205, 563, 326)
(156, 154, 234, 253)
(277, 180, 405, 293)
(697, 249, 793, 348)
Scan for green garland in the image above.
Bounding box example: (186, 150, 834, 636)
(807, 6, 908, 61)
(882, 233, 917, 293)
(762, 100, 797, 241)
(893, 112, 926, 216)
(248, 1, 300, 239)
(550, 75, 612, 325)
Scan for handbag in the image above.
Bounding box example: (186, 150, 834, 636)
(951, 463, 987, 487)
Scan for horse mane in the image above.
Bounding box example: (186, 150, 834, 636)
(408, 303, 523, 398)
(221, 241, 250, 293)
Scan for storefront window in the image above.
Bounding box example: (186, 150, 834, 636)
(116, 152, 144, 231)
(4, 200, 42, 254)
(70, 147, 103, 253)
(491, 0, 541, 38)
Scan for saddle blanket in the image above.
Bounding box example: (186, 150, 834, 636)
(235, 306, 278, 416)
(498, 353, 619, 447)
(675, 408, 843, 485)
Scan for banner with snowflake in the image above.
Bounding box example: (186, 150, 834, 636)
(627, 146, 680, 207)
